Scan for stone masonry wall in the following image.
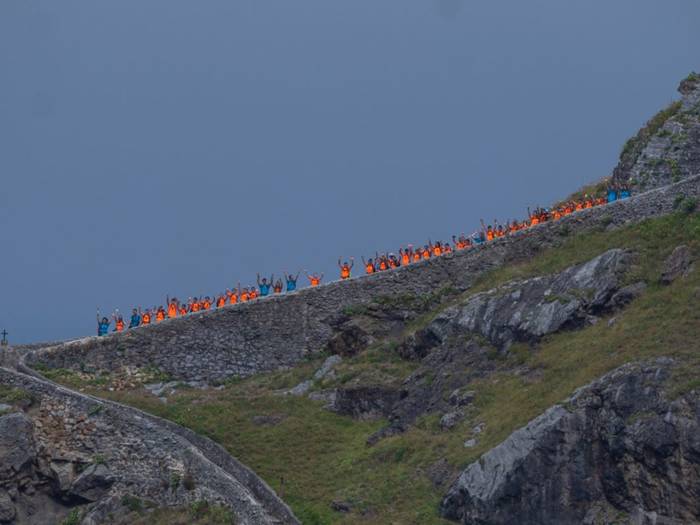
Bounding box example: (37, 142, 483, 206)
(24, 175, 700, 383)
(0, 363, 298, 525)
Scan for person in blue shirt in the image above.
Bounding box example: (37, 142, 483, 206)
(618, 184, 631, 199)
(257, 273, 274, 297)
(129, 308, 141, 329)
(607, 186, 618, 203)
(284, 271, 300, 292)
(96, 313, 110, 336)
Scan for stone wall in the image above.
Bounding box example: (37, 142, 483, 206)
(24, 175, 700, 383)
(0, 363, 298, 525)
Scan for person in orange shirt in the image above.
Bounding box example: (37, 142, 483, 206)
(190, 297, 201, 312)
(155, 306, 166, 322)
(202, 296, 213, 310)
(377, 254, 389, 271)
(421, 245, 431, 259)
(412, 249, 422, 262)
(112, 311, 125, 332)
(431, 241, 442, 257)
(179, 303, 188, 316)
(400, 247, 412, 266)
(306, 271, 324, 287)
(362, 256, 376, 274)
(442, 242, 453, 254)
(227, 288, 239, 305)
(338, 258, 354, 280)
(388, 254, 400, 269)
(141, 308, 152, 325)
(240, 287, 250, 302)
(216, 294, 226, 308)
(166, 296, 179, 319)
(273, 279, 284, 294)
(249, 288, 259, 300)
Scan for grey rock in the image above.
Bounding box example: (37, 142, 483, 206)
(608, 281, 647, 309)
(69, 464, 115, 501)
(285, 355, 343, 396)
(313, 355, 342, 381)
(0, 412, 35, 474)
(144, 381, 180, 397)
(286, 380, 314, 397)
(440, 410, 464, 431)
(0, 403, 12, 414)
(441, 359, 700, 524)
(332, 386, 399, 420)
(425, 458, 455, 488)
(429, 249, 631, 349)
(0, 489, 15, 523)
(50, 461, 75, 492)
(449, 389, 476, 407)
(463, 439, 478, 449)
(661, 245, 694, 284)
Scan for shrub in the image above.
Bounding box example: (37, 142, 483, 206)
(61, 509, 81, 525)
(678, 197, 698, 215)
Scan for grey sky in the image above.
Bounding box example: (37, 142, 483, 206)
(1, 0, 698, 343)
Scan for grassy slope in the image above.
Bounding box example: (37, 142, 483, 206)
(46, 211, 700, 525)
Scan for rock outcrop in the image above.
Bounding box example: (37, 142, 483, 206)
(23, 175, 700, 384)
(440, 359, 700, 525)
(0, 363, 298, 525)
(427, 249, 633, 350)
(660, 244, 695, 285)
(613, 74, 700, 191)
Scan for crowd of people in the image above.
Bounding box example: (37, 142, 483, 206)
(96, 184, 632, 336)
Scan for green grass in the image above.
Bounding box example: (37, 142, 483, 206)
(50, 211, 700, 524)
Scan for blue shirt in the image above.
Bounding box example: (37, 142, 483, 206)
(129, 314, 141, 328)
(259, 283, 271, 296)
(98, 322, 110, 336)
(607, 189, 617, 203)
(286, 279, 297, 292)
(619, 190, 631, 199)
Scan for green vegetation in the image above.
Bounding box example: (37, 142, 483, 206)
(60, 509, 81, 525)
(51, 212, 700, 524)
(0, 384, 34, 406)
(127, 502, 236, 525)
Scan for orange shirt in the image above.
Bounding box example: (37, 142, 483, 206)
(202, 300, 211, 310)
(378, 260, 388, 271)
(168, 303, 177, 318)
(433, 246, 442, 257)
(229, 293, 238, 305)
(191, 303, 201, 312)
(240, 292, 250, 302)
(530, 217, 540, 226)
(401, 253, 410, 265)
(340, 266, 351, 279)
(249, 290, 258, 300)
(179, 306, 188, 316)
(365, 264, 375, 275)
(413, 252, 422, 262)
(309, 277, 321, 287)
(443, 245, 453, 253)
(156, 310, 165, 322)
(142, 313, 151, 325)
(115, 319, 124, 332)
(273, 285, 283, 294)
(216, 297, 226, 308)
(486, 230, 495, 241)
(422, 249, 430, 260)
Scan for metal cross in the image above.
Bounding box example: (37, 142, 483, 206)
(1, 330, 7, 345)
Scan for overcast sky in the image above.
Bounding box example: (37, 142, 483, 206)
(1, 0, 698, 343)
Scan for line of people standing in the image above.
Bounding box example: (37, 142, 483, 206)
(97, 185, 631, 336)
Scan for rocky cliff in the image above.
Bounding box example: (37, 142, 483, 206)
(0, 356, 298, 525)
(613, 73, 700, 191)
(440, 359, 700, 525)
